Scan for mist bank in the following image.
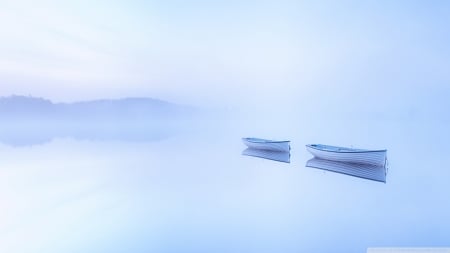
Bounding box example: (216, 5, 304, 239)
(0, 95, 197, 121)
(0, 95, 203, 146)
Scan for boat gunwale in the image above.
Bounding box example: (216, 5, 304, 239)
(306, 144, 387, 154)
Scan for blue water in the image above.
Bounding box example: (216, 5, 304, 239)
(0, 118, 449, 253)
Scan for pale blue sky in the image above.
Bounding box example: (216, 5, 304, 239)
(1, 2, 450, 252)
(0, 0, 449, 113)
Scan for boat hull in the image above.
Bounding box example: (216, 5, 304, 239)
(306, 144, 387, 166)
(242, 138, 290, 152)
(306, 158, 386, 182)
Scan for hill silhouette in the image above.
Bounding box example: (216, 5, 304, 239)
(0, 95, 194, 121)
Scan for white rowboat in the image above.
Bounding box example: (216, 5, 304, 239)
(306, 144, 387, 166)
(242, 138, 290, 152)
(306, 158, 387, 182)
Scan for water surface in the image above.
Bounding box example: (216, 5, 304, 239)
(1, 119, 449, 253)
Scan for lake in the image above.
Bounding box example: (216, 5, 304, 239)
(0, 118, 449, 253)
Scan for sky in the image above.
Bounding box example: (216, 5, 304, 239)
(0, 0, 449, 114)
(1, 2, 450, 251)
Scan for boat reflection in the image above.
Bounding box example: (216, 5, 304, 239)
(306, 158, 387, 183)
(242, 148, 290, 163)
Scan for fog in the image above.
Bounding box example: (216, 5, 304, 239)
(1, 0, 450, 252)
(1, 107, 449, 252)
(1, 1, 450, 110)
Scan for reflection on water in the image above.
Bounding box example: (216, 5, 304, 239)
(306, 158, 387, 183)
(242, 148, 290, 163)
(0, 122, 176, 146)
(1, 118, 450, 253)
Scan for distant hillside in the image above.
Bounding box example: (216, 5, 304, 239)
(0, 95, 195, 121)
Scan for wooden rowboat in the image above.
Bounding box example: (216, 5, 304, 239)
(306, 144, 387, 166)
(242, 137, 290, 152)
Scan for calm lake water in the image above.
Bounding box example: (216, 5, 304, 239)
(1, 118, 449, 253)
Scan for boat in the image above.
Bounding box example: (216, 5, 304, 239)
(242, 137, 290, 152)
(306, 144, 387, 166)
(306, 158, 387, 182)
(242, 148, 290, 163)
